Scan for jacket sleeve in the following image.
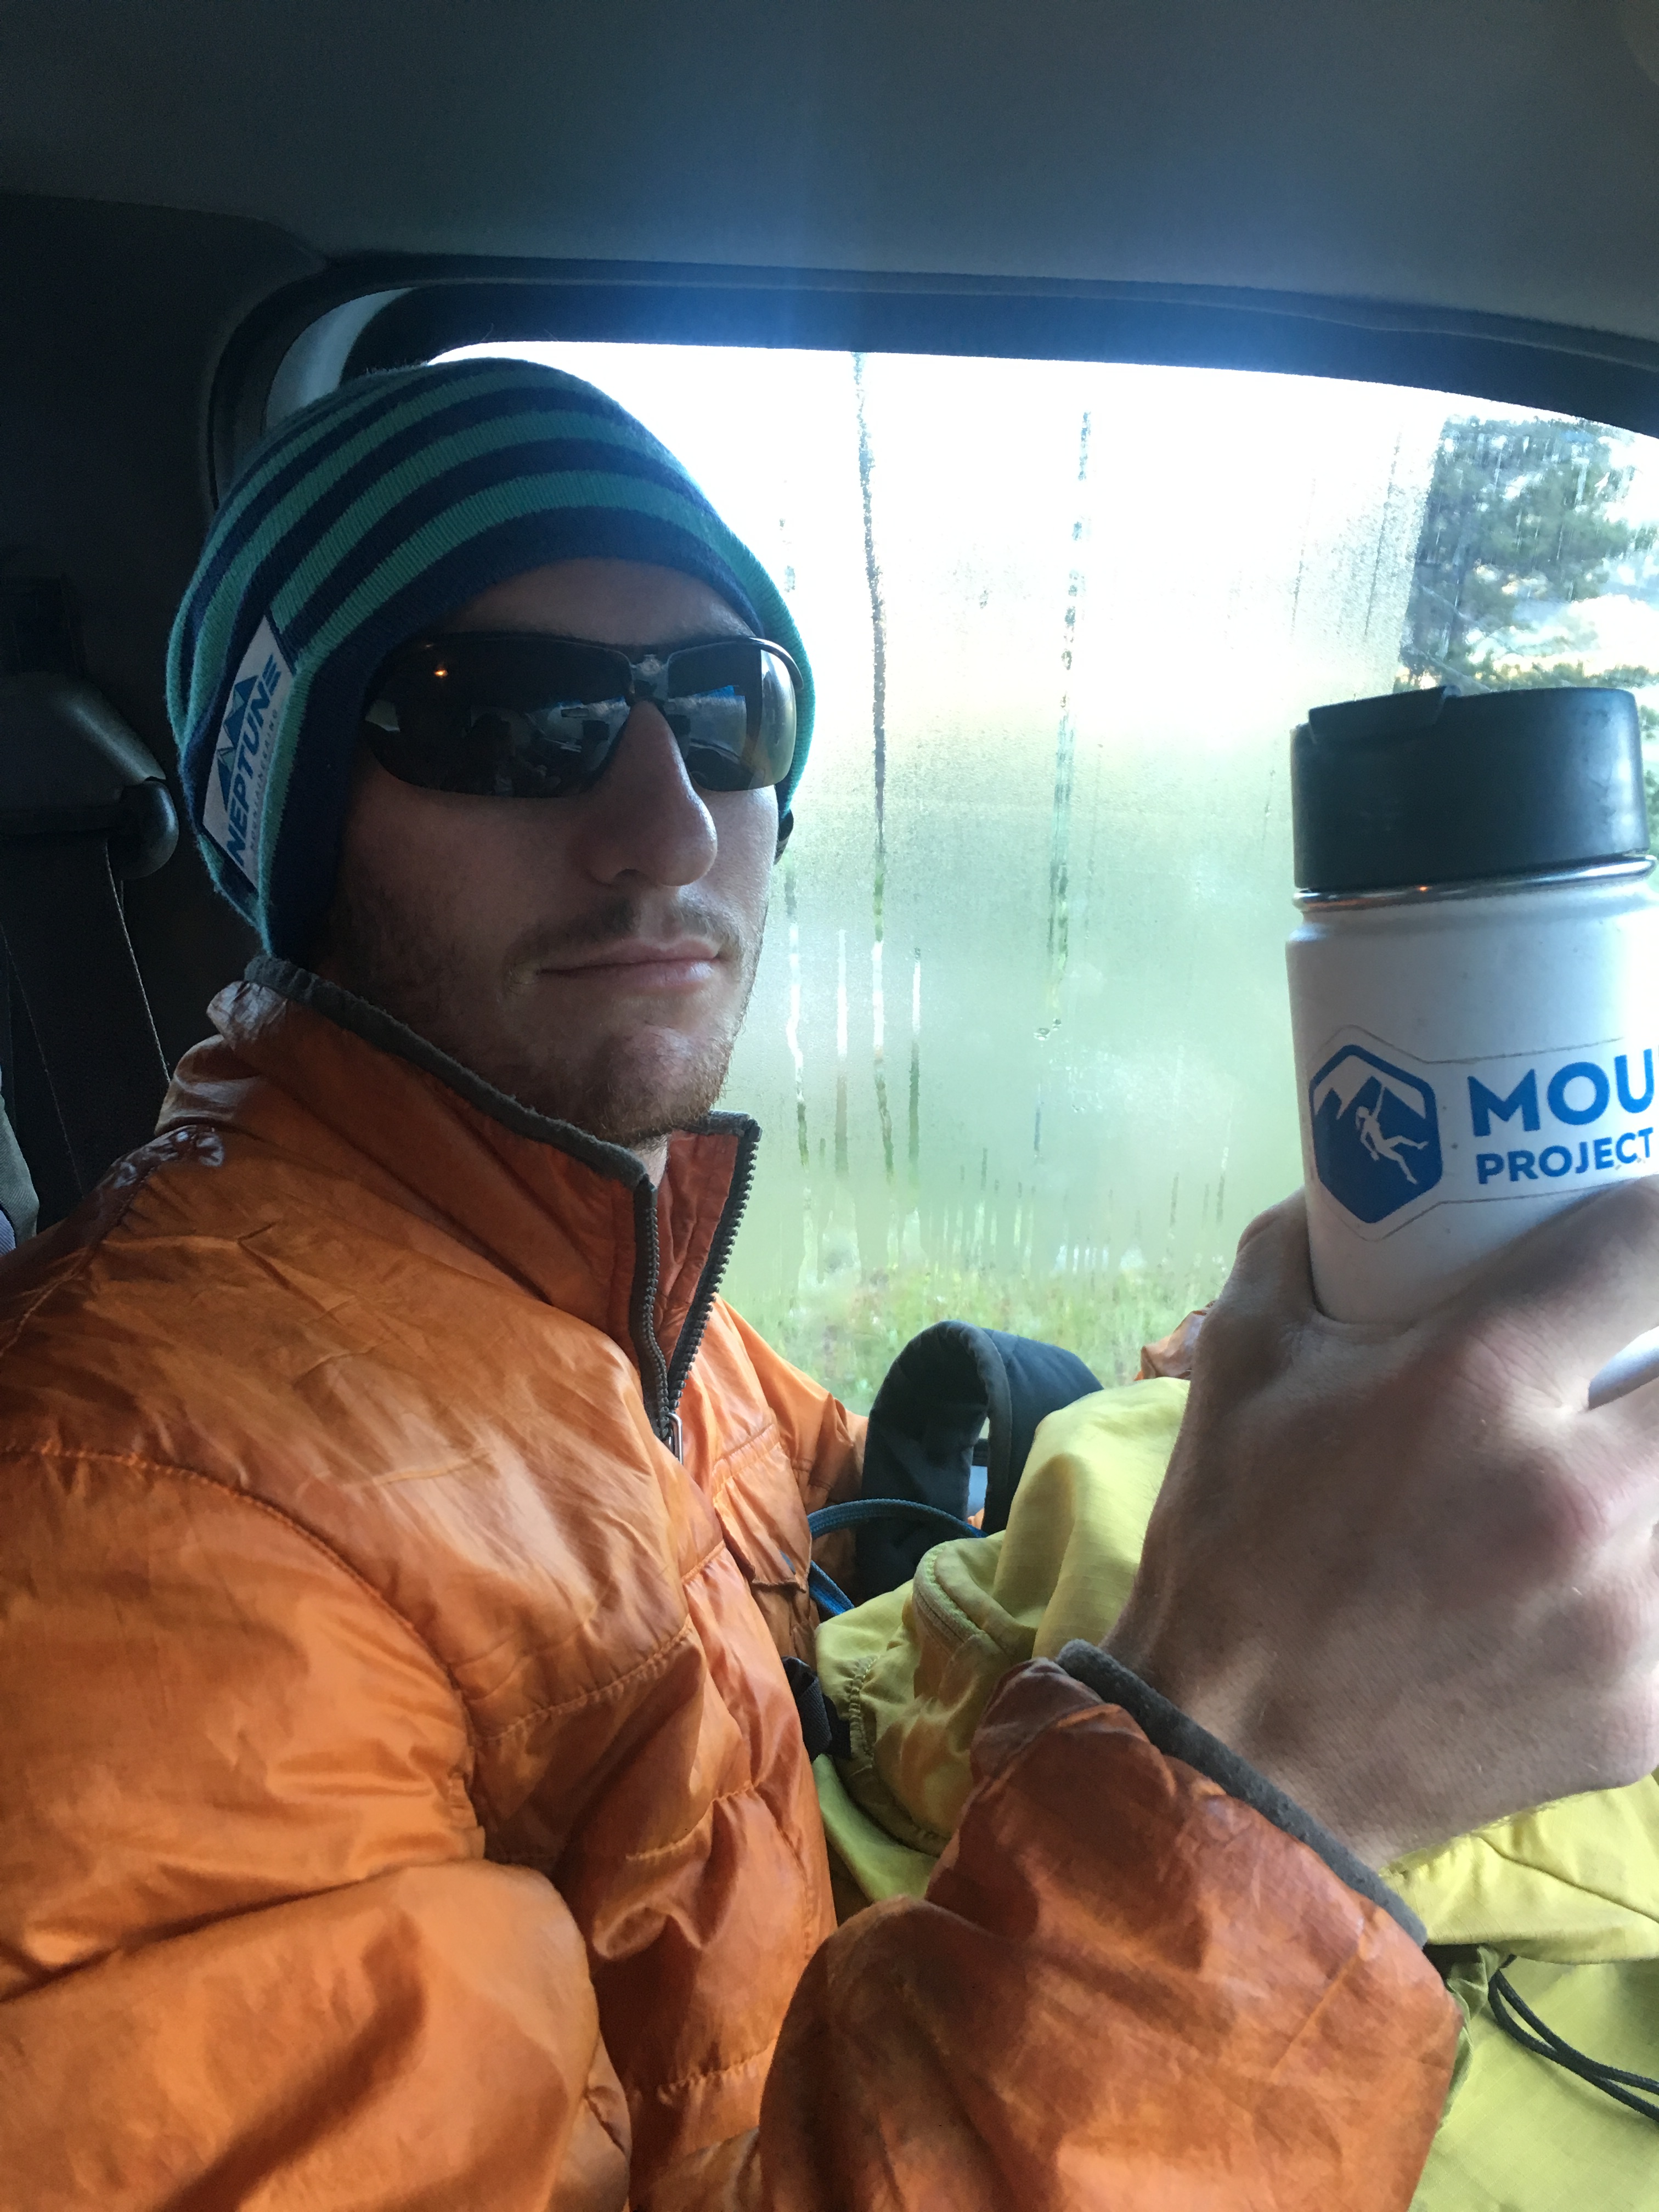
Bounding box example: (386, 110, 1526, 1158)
(659, 1660, 1458, 2212)
(0, 1452, 1456, 2210)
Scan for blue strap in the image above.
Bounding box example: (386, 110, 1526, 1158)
(805, 1498, 983, 1620)
(807, 1497, 985, 1544)
(808, 1560, 854, 1618)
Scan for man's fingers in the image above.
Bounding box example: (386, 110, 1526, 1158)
(1444, 1175, 1659, 1392)
(1220, 1177, 1659, 1403)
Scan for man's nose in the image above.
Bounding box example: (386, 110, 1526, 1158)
(577, 700, 719, 887)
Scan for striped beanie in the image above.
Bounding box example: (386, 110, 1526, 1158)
(167, 357, 814, 960)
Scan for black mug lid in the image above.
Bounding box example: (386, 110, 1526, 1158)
(1291, 686, 1649, 896)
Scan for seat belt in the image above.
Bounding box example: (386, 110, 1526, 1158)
(0, 672, 178, 1204)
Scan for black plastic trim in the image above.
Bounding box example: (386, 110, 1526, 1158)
(210, 263, 408, 501)
(211, 255, 1659, 500)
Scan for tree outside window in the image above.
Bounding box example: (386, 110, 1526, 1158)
(1397, 415, 1659, 834)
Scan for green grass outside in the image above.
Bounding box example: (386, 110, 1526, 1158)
(735, 1253, 1223, 1413)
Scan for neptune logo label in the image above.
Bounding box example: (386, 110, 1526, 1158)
(1310, 1045, 1442, 1224)
(201, 614, 292, 890)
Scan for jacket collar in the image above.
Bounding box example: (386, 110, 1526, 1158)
(159, 956, 759, 1442)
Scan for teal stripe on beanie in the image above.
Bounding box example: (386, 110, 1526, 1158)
(167, 359, 815, 960)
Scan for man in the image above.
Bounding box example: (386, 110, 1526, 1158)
(1, 357, 1655, 2208)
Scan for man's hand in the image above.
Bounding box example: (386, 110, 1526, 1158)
(1105, 1182, 1659, 1868)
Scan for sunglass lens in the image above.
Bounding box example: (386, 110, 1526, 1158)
(468, 697, 631, 797)
(364, 639, 635, 797)
(364, 635, 799, 799)
(661, 643, 797, 792)
(664, 684, 754, 792)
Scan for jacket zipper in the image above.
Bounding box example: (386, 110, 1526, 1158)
(628, 1120, 761, 1450)
(627, 1176, 674, 1444)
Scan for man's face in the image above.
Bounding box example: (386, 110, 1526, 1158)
(315, 558, 780, 1160)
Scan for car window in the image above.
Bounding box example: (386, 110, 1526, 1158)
(442, 341, 1659, 1406)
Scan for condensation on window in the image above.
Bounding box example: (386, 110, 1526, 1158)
(443, 342, 1659, 1407)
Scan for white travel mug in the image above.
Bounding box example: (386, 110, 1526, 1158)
(1286, 685, 1659, 1402)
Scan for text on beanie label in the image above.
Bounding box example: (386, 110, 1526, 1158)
(202, 616, 292, 889)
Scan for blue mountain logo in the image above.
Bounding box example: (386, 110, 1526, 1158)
(1310, 1045, 1442, 1223)
(222, 673, 255, 753)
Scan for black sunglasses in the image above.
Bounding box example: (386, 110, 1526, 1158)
(360, 630, 801, 800)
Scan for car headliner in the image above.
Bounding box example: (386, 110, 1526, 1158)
(4, 0, 1659, 1220)
(3, 0, 1659, 346)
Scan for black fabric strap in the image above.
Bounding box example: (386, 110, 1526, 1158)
(0, 835, 168, 1198)
(857, 1321, 1100, 1596)
(809, 1497, 984, 1544)
(1057, 1640, 1426, 1945)
(783, 1657, 851, 1762)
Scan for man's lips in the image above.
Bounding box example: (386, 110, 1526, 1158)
(536, 940, 724, 989)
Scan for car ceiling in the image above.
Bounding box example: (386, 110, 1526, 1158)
(5, 0, 1659, 1219)
(4, 0, 1659, 344)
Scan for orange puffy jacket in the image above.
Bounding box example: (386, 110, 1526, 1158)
(0, 966, 1457, 2209)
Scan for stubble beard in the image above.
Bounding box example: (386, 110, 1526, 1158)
(314, 872, 765, 1149)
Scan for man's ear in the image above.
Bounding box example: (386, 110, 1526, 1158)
(774, 807, 794, 862)
(307, 743, 379, 978)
